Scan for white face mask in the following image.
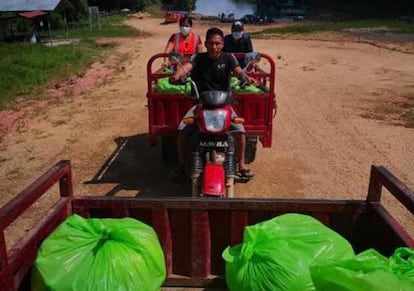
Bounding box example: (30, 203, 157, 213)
(232, 32, 243, 40)
(180, 26, 191, 36)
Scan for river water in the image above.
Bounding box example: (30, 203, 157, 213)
(194, 0, 256, 19)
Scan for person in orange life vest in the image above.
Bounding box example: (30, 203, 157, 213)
(163, 16, 203, 68)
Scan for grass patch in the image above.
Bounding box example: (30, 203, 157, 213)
(0, 14, 141, 109)
(0, 43, 97, 108)
(252, 19, 414, 36)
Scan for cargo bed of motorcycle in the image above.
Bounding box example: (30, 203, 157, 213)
(1, 160, 413, 289)
(146, 53, 277, 148)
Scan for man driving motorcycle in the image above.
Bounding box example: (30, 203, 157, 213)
(169, 27, 259, 180)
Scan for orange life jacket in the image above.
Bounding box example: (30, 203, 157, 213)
(173, 31, 201, 54)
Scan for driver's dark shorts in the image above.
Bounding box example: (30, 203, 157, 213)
(178, 105, 245, 133)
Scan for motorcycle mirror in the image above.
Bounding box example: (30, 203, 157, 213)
(168, 52, 184, 64)
(244, 52, 261, 66)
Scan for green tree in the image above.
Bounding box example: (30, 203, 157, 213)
(160, 0, 196, 11)
(71, 0, 89, 18)
(88, 0, 152, 11)
(57, 0, 88, 21)
(121, 0, 152, 10)
(175, 0, 196, 11)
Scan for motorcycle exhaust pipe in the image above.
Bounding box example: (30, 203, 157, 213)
(226, 176, 235, 198)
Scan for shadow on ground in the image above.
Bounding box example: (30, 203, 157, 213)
(85, 134, 189, 197)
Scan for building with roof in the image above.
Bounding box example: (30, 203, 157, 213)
(0, 0, 61, 12)
(0, 0, 61, 42)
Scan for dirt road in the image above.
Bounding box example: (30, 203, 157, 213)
(1, 16, 413, 235)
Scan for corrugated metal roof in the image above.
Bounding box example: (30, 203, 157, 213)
(0, 0, 61, 12)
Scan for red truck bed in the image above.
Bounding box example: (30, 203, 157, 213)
(1, 160, 413, 290)
(146, 53, 277, 147)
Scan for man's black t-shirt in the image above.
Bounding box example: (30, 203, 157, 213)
(189, 52, 240, 93)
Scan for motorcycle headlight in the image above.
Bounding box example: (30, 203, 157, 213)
(203, 109, 228, 132)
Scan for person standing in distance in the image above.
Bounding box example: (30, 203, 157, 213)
(223, 20, 253, 68)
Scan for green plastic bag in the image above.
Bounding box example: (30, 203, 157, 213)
(156, 76, 191, 93)
(32, 214, 166, 291)
(230, 76, 264, 93)
(222, 213, 355, 291)
(310, 247, 414, 291)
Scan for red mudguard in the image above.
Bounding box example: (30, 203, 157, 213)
(202, 163, 225, 196)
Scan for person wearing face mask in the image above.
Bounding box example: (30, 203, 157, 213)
(223, 21, 253, 68)
(163, 16, 203, 68)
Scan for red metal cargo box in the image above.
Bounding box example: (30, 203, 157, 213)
(146, 53, 277, 148)
(1, 160, 413, 290)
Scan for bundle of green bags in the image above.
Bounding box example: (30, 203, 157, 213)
(310, 247, 414, 291)
(230, 76, 264, 93)
(32, 214, 166, 291)
(155, 71, 264, 94)
(223, 213, 414, 291)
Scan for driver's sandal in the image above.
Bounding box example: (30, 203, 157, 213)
(236, 168, 254, 182)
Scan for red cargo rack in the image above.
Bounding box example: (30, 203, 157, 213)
(146, 52, 277, 148)
(1, 160, 413, 290)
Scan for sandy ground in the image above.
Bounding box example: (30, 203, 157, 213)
(1, 16, 414, 244)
